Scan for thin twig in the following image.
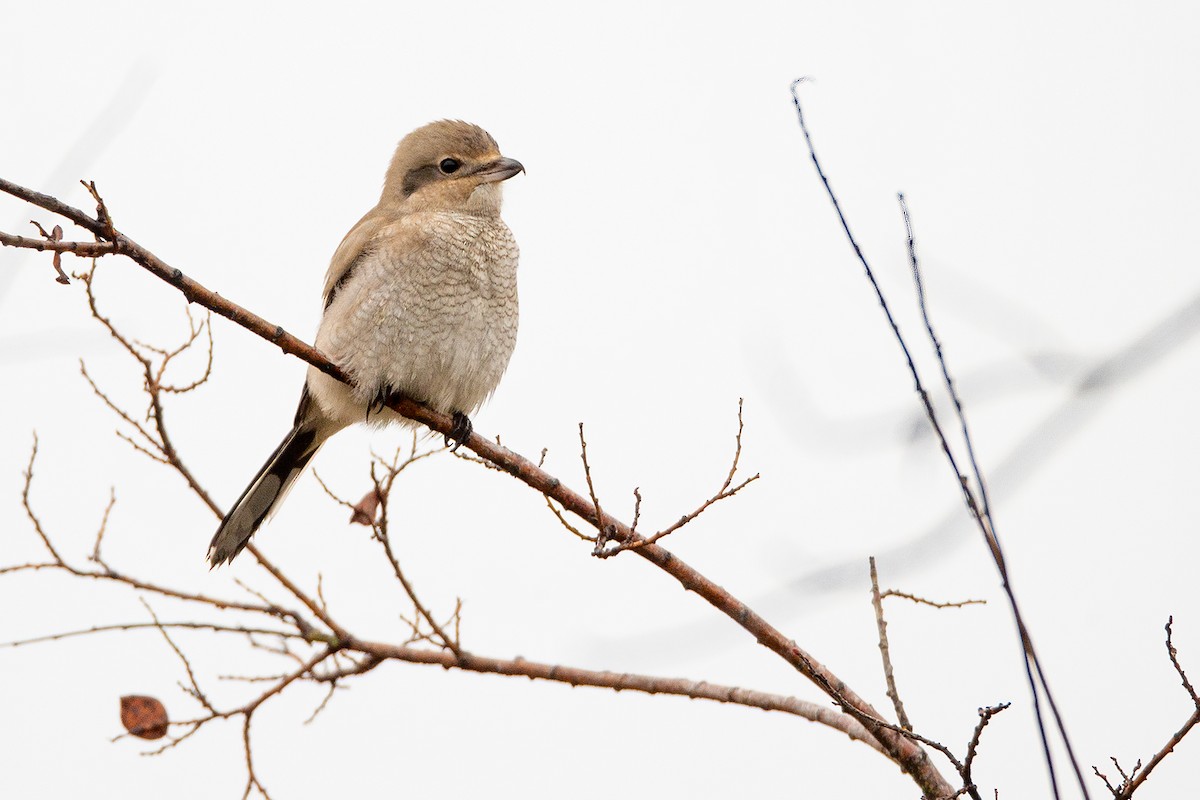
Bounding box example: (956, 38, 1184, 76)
(89, 487, 117, 566)
(870, 557, 912, 731)
(140, 599, 216, 712)
(881, 590, 986, 609)
(961, 703, 1011, 795)
(1100, 619, 1200, 798)
(0, 175, 955, 796)
(543, 495, 595, 542)
(1167, 616, 1199, 704)
(789, 79, 1083, 800)
(1, 622, 301, 649)
(607, 398, 759, 555)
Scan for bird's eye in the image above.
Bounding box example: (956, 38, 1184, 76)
(439, 158, 461, 174)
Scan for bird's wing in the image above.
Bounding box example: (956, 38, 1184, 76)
(321, 207, 389, 309)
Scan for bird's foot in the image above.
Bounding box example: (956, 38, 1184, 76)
(445, 411, 473, 452)
(366, 385, 393, 422)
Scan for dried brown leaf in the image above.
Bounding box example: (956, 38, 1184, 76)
(350, 487, 383, 526)
(119, 695, 168, 740)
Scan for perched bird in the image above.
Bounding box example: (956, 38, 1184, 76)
(208, 120, 523, 566)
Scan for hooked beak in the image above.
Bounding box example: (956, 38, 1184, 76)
(475, 156, 525, 183)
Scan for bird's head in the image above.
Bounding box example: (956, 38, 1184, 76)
(381, 120, 523, 215)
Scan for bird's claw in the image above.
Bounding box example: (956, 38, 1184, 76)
(445, 411, 473, 452)
(366, 386, 392, 422)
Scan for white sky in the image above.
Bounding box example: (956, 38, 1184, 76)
(2, 2, 1198, 797)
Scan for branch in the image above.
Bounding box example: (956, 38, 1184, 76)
(0, 229, 119, 257)
(881, 590, 986, 610)
(339, 636, 887, 753)
(0, 176, 954, 796)
(1098, 619, 1200, 798)
(597, 398, 759, 556)
(788, 80, 1083, 798)
(870, 557, 912, 731)
(961, 703, 1011, 797)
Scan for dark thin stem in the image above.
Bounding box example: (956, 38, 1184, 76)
(899, 194, 996, 529)
(789, 79, 1088, 800)
(897, 193, 1080, 795)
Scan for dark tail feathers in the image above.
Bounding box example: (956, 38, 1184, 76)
(208, 423, 324, 567)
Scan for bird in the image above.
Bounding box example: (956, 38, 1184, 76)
(208, 120, 523, 567)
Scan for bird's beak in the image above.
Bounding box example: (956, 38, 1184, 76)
(475, 156, 525, 183)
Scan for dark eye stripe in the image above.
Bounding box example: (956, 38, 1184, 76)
(402, 164, 441, 196)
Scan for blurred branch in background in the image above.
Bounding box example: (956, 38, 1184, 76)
(773, 282, 1200, 597)
(0, 60, 157, 363)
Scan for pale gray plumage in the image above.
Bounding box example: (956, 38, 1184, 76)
(209, 120, 522, 566)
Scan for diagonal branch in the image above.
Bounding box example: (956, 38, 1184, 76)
(337, 636, 888, 754)
(0, 176, 953, 796)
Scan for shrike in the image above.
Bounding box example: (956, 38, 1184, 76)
(208, 120, 523, 566)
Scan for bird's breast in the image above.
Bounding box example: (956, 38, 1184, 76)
(312, 211, 519, 421)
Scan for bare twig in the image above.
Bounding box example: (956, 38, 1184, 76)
(881, 590, 986, 610)
(962, 703, 1011, 795)
(870, 557, 912, 731)
(1167, 617, 1199, 704)
(20, 437, 324, 632)
(788, 79, 1085, 800)
(140, 599, 216, 713)
(604, 398, 760, 556)
(89, 487, 117, 566)
(1, 621, 302, 649)
(543, 494, 595, 542)
(337, 636, 888, 753)
(900, 193, 996, 533)
(21, 434, 64, 565)
(0, 175, 955, 796)
(577, 423, 612, 553)
(1096, 619, 1200, 798)
(241, 716, 272, 800)
(0, 229, 115, 271)
(372, 466, 463, 658)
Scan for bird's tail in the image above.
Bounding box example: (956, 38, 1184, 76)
(208, 399, 331, 567)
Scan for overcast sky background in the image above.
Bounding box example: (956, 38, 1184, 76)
(2, 2, 1198, 797)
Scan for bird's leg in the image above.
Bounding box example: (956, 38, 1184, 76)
(445, 411, 473, 452)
